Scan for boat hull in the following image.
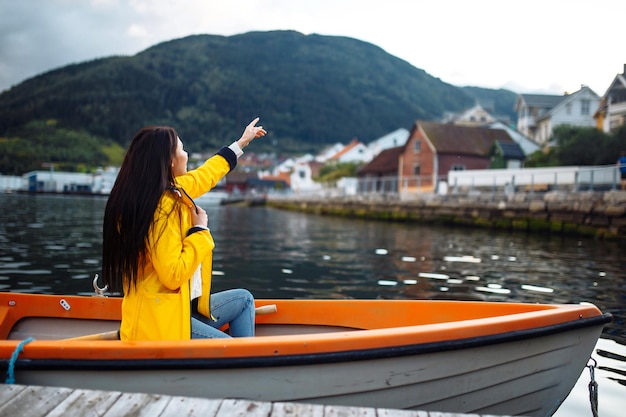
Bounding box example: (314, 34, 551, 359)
(0, 293, 611, 417)
(9, 323, 604, 416)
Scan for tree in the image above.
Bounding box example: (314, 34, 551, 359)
(0, 120, 118, 174)
(525, 125, 624, 167)
(552, 126, 610, 165)
(315, 162, 362, 182)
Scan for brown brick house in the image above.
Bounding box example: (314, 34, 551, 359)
(359, 121, 524, 193)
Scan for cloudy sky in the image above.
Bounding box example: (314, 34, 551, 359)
(1, 0, 624, 95)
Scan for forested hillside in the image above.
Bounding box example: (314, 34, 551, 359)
(0, 30, 517, 174)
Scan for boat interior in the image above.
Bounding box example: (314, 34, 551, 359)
(0, 292, 604, 342)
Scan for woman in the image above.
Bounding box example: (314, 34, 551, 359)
(102, 118, 266, 340)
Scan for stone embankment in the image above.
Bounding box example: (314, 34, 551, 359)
(266, 190, 626, 239)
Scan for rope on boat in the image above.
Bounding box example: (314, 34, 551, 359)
(5, 337, 35, 384)
(587, 357, 599, 417)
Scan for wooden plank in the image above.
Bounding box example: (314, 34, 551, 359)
(270, 402, 325, 417)
(0, 383, 27, 406)
(45, 388, 122, 417)
(100, 391, 172, 417)
(215, 398, 273, 417)
(0, 385, 514, 417)
(0, 385, 73, 416)
(377, 409, 430, 417)
(158, 396, 222, 417)
(324, 404, 378, 416)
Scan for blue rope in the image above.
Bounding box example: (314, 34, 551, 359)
(5, 337, 35, 384)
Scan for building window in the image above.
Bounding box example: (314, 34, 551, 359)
(413, 140, 421, 153)
(581, 99, 590, 115)
(451, 164, 466, 171)
(413, 164, 421, 175)
(565, 103, 572, 115)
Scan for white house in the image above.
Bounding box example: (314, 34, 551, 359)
(367, 128, 410, 158)
(515, 94, 564, 141)
(315, 143, 345, 163)
(328, 139, 373, 163)
(262, 154, 322, 193)
(515, 86, 601, 145)
(443, 104, 497, 126)
(21, 170, 113, 194)
(288, 160, 323, 193)
(0, 175, 23, 191)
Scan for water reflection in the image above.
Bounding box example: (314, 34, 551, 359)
(0, 193, 624, 416)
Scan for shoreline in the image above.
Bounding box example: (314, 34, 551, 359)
(267, 190, 626, 240)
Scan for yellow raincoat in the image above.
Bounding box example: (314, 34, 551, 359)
(119, 150, 233, 341)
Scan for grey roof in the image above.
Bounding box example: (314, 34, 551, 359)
(520, 94, 567, 108)
(496, 141, 525, 159)
(519, 94, 564, 108)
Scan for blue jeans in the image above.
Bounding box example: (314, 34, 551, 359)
(191, 289, 255, 339)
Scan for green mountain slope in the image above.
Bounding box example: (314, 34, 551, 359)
(0, 30, 518, 174)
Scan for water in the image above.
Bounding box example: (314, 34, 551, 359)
(0, 193, 624, 416)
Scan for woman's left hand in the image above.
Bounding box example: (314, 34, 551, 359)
(237, 117, 267, 149)
(190, 205, 208, 227)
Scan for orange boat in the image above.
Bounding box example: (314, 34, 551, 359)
(0, 291, 611, 417)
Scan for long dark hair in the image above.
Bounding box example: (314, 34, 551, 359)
(102, 126, 179, 293)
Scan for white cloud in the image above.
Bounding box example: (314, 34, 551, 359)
(127, 24, 148, 38)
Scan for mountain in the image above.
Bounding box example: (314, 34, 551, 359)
(0, 30, 518, 174)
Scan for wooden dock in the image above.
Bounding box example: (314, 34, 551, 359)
(0, 384, 515, 417)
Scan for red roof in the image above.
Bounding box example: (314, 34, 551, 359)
(330, 138, 361, 160)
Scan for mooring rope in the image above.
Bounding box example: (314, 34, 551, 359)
(5, 337, 35, 384)
(587, 357, 599, 417)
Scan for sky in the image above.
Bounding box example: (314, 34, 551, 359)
(0, 0, 624, 96)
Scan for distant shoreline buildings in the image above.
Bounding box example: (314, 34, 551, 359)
(3, 64, 624, 197)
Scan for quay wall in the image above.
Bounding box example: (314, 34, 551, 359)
(266, 190, 626, 240)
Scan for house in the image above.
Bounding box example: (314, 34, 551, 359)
(237, 152, 274, 171)
(356, 146, 404, 193)
(515, 86, 601, 145)
(358, 121, 524, 193)
(442, 103, 496, 126)
(487, 121, 541, 157)
(443, 103, 540, 156)
(20, 169, 113, 194)
(315, 143, 345, 163)
(260, 154, 323, 193)
(594, 63, 626, 133)
(0, 175, 22, 192)
(287, 159, 323, 192)
(515, 94, 567, 141)
(223, 171, 259, 194)
(327, 138, 373, 163)
(357, 146, 404, 178)
(403, 121, 524, 191)
(366, 128, 410, 158)
(490, 141, 525, 169)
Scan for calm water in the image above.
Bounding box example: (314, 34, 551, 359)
(0, 193, 624, 416)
